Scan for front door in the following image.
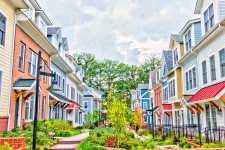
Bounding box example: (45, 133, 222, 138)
(14, 98, 20, 127)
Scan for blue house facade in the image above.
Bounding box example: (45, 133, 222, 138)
(138, 84, 151, 125)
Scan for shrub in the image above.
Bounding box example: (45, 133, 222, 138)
(0, 142, 13, 150)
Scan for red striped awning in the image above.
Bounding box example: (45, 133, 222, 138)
(161, 104, 172, 110)
(188, 81, 225, 103)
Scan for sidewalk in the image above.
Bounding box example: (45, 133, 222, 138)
(48, 132, 89, 150)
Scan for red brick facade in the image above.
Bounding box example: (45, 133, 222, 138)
(0, 137, 26, 150)
(0, 116, 8, 133)
(9, 25, 50, 129)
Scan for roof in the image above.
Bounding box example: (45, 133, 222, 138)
(171, 34, 183, 43)
(179, 18, 201, 34)
(188, 81, 225, 103)
(67, 101, 81, 108)
(162, 51, 173, 71)
(13, 78, 35, 87)
(50, 92, 73, 103)
(138, 84, 149, 90)
(162, 104, 172, 110)
(47, 27, 61, 35)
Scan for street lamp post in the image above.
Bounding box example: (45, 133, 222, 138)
(32, 50, 60, 150)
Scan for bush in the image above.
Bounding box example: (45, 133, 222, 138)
(0, 142, 13, 150)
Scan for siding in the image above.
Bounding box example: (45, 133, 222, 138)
(219, 0, 225, 20)
(140, 89, 150, 99)
(83, 98, 93, 114)
(51, 62, 67, 96)
(198, 29, 225, 89)
(182, 55, 199, 95)
(194, 22, 202, 44)
(176, 68, 183, 99)
(0, 0, 15, 116)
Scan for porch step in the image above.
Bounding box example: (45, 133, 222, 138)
(48, 144, 78, 150)
(58, 140, 81, 144)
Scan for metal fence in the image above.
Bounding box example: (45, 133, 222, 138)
(142, 124, 225, 145)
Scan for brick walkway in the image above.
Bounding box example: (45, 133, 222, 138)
(48, 132, 89, 150)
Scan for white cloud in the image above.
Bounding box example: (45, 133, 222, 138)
(37, 0, 197, 65)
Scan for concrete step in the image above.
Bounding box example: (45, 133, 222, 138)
(48, 144, 78, 150)
(58, 140, 81, 144)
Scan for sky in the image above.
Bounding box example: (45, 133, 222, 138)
(37, 0, 198, 65)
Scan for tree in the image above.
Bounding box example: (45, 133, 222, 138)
(133, 106, 144, 131)
(106, 89, 129, 148)
(86, 112, 94, 124)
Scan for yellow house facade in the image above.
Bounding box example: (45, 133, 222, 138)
(166, 34, 184, 126)
(0, 0, 27, 132)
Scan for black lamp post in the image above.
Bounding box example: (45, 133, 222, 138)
(32, 51, 60, 150)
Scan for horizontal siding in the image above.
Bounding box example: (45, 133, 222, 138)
(219, 0, 225, 20)
(0, 0, 15, 116)
(194, 22, 202, 44)
(182, 55, 199, 94)
(198, 29, 225, 88)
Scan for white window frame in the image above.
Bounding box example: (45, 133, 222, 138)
(71, 87, 75, 99)
(62, 78, 65, 94)
(173, 47, 178, 66)
(67, 84, 70, 98)
(41, 96, 46, 120)
(25, 95, 35, 121)
(185, 30, 191, 51)
(204, 3, 214, 33)
(19, 42, 25, 70)
(185, 66, 197, 91)
(143, 102, 148, 110)
(163, 86, 168, 103)
(0, 10, 7, 47)
(28, 50, 37, 76)
(202, 60, 208, 84)
(168, 79, 175, 98)
(43, 61, 47, 82)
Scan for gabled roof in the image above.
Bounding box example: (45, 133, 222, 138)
(162, 50, 173, 72)
(171, 34, 183, 43)
(47, 27, 61, 35)
(35, 10, 52, 26)
(50, 92, 73, 103)
(179, 18, 201, 34)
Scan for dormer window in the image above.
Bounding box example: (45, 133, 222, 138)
(0, 12, 6, 46)
(204, 4, 214, 33)
(185, 30, 191, 51)
(173, 48, 178, 65)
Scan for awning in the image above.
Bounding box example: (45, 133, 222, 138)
(49, 92, 73, 104)
(67, 101, 81, 109)
(162, 104, 172, 110)
(13, 78, 41, 91)
(188, 80, 225, 103)
(149, 106, 160, 112)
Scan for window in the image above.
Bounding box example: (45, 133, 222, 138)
(156, 70, 160, 82)
(185, 30, 191, 51)
(163, 87, 168, 102)
(62, 78, 65, 93)
(210, 55, 216, 81)
(143, 102, 148, 110)
(0, 12, 6, 46)
(205, 104, 217, 128)
(75, 109, 79, 123)
(0, 71, 2, 101)
(41, 96, 46, 120)
(43, 61, 47, 82)
(175, 111, 179, 126)
(187, 109, 194, 125)
(67, 84, 69, 97)
(204, 4, 214, 33)
(169, 79, 175, 97)
(173, 48, 178, 65)
(211, 106, 217, 127)
(84, 102, 88, 109)
(219, 49, 225, 77)
(25, 95, 35, 120)
(57, 74, 61, 87)
(28, 50, 37, 76)
(71, 87, 75, 99)
(202, 60, 207, 84)
(19, 42, 25, 70)
(78, 94, 82, 105)
(206, 104, 211, 128)
(192, 67, 197, 88)
(185, 67, 197, 91)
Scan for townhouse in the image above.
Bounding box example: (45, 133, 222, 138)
(0, 0, 28, 133)
(83, 87, 102, 124)
(131, 84, 151, 125)
(181, 0, 225, 129)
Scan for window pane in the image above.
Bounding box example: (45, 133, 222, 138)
(186, 72, 189, 90)
(192, 67, 196, 88)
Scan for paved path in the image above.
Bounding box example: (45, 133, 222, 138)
(48, 132, 89, 150)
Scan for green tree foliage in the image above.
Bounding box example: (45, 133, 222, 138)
(75, 52, 160, 100)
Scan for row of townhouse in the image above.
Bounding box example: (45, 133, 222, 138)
(148, 0, 225, 130)
(0, 0, 102, 133)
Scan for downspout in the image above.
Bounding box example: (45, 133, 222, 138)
(7, 9, 29, 130)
